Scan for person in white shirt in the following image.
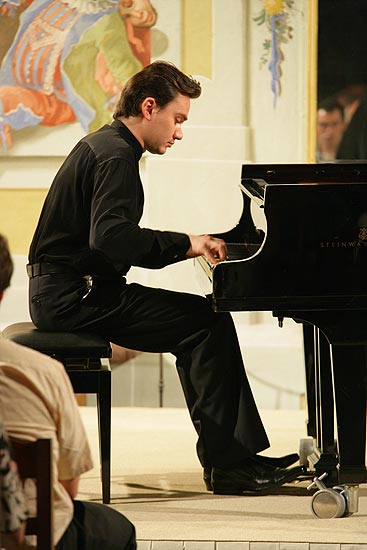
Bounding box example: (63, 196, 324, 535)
(0, 233, 136, 549)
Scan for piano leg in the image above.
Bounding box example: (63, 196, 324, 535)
(303, 323, 316, 438)
(310, 327, 338, 483)
(330, 343, 367, 484)
(277, 310, 367, 486)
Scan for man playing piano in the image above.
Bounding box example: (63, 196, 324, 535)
(27, 60, 303, 495)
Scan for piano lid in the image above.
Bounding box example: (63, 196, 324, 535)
(241, 162, 367, 185)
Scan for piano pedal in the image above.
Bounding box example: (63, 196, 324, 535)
(307, 473, 359, 518)
(299, 437, 314, 468)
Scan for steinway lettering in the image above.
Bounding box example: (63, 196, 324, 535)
(320, 241, 367, 248)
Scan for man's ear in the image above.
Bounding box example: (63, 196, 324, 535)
(141, 97, 156, 119)
(0, 291, 3, 303)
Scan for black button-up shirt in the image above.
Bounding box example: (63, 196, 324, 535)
(29, 120, 190, 277)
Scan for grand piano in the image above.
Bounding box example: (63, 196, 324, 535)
(196, 162, 367, 486)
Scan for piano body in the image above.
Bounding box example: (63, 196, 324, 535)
(196, 163, 367, 486)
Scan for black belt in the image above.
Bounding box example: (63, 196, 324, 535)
(26, 262, 73, 278)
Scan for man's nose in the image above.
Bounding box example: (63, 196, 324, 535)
(174, 126, 183, 140)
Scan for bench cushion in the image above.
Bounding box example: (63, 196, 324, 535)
(2, 322, 111, 359)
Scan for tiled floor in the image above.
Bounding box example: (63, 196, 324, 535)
(136, 544, 367, 550)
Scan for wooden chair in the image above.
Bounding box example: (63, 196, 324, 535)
(3, 322, 112, 504)
(10, 438, 53, 550)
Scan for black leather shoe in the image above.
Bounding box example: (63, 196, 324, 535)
(211, 459, 305, 495)
(255, 452, 299, 469)
(203, 452, 299, 491)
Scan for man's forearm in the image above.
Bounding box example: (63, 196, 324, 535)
(60, 476, 80, 499)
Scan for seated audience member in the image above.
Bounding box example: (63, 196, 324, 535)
(335, 84, 366, 126)
(0, 234, 136, 549)
(337, 92, 367, 160)
(0, 421, 28, 550)
(316, 97, 346, 162)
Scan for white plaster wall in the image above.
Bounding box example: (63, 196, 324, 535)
(248, 0, 309, 163)
(129, 0, 311, 293)
(129, 0, 252, 293)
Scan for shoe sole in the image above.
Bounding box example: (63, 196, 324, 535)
(256, 452, 300, 469)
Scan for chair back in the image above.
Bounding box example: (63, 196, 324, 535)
(10, 438, 54, 550)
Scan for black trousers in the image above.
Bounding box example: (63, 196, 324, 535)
(30, 273, 269, 467)
(56, 501, 136, 550)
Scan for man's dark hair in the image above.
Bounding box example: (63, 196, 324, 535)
(318, 97, 345, 118)
(0, 234, 13, 293)
(113, 60, 201, 119)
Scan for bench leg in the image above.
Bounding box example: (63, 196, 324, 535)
(97, 369, 111, 504)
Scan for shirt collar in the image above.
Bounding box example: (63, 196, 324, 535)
(111, 119, 144, 161)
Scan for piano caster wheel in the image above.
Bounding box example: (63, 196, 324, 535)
(311, 488, 346, 518)
(299, 437, 314, 467)
(307, 473, 359, 518)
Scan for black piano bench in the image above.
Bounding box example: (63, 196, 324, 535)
(1, 321, 112, 504)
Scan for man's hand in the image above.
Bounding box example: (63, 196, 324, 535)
(186, 234, 227, 265)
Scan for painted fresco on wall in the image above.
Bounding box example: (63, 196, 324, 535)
(253, 0, 295, 107)
(0, 0, 157, 151)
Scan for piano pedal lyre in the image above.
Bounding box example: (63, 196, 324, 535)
(299, 437, 314, 468)
(307, 473, 359, 518)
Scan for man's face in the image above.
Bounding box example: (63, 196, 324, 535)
(143, 93, 190, 155)
(317, 108, 345, 153)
